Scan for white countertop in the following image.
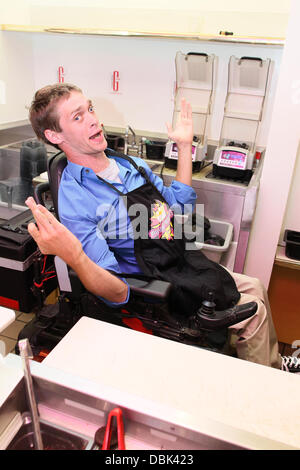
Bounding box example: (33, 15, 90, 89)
(0, 307, 15, 334)
(0, 355, 22, 408)
(42, 316, 300, 450)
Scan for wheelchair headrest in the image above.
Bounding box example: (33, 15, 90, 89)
(47, 151, 67, 221)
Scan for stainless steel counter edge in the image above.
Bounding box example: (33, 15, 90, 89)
(0, 353, 297, 451)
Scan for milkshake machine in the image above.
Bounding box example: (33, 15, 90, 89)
(165, 51, 216, 172)
(213, 56, 272, 182)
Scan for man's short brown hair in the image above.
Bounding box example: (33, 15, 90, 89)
(29, 83, 82, 148)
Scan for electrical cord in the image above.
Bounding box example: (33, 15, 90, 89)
(33, 255, 56, 288)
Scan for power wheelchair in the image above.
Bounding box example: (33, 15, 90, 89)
(17, 151, 257, 359)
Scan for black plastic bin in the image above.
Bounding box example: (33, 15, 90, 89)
(284, 229, 300, 261)
(145, 140, 166, 160)
(106, 134, 124, 150)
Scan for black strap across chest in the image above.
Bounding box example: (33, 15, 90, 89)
(97, 151, 159, 197)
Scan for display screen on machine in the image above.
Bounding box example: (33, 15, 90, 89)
(169, 142, 197, 160)
(219, 150, 247, 170)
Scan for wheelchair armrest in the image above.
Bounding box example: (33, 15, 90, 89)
(34, 181, 50, 206)
(55, 257, 171, 301)
(127, 278, 171, 300)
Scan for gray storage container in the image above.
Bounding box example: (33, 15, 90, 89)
(194, 219, 233, 263)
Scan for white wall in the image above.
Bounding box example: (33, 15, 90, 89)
(30, 32, 283, 144)
(2, 0, 291, 37)
(244, 0, 300, 287)
(0, 32, 35, 126)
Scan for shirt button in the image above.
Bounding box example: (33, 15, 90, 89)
(85, 169, 89, 173)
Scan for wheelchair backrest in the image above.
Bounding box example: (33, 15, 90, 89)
(47, 151, 67, 221)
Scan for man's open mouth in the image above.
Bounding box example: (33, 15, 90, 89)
(89, 131, 101, 140)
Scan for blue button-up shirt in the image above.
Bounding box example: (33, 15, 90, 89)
(58, 152, 196, 305)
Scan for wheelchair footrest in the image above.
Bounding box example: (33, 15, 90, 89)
(37, 303, 60, 320)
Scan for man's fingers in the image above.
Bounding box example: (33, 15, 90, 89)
(27, 222, 50, 255)
(26, 197, 58, 230)
(27, 222, 39, 241)
(31, 206, 52, 232)
(26, 197, 45, 229)
(25, 197, 37, 211)
(36, 204, 58, 225)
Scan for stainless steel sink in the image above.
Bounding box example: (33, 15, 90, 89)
(7, 412, 90, 450)
(0, 354, 249, 451)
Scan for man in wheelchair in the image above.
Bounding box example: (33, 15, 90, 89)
(25, 83, 296, 371)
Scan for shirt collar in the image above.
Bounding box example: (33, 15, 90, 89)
(65, 150, 132, 183)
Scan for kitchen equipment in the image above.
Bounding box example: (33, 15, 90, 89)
(145, 139, 167, 161)
(18, 339, 43, 450)
(102, 407, 126, 450)
(2, 318, 300, 450)
(284, 229, 300, 261)
(0, 140, 47, 207)
(0, 209, 55, 312)
(165, 52, 216, 172)
(7, 413, 88, 450)
(213, 56, 271, 182)
(106, 134, 124, 151)
(92, 425, 118, 450)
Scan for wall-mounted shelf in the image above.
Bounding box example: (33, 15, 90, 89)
(275, 246, 300, 271)
(1, 24, 285, 47)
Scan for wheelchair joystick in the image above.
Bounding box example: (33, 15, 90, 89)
(193, 293, 258, 331)
(199, 292, 215, 316)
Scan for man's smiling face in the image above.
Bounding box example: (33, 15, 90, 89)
(46, 91, 107, 158)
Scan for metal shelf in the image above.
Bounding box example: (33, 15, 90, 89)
(1, 24, 285, 46)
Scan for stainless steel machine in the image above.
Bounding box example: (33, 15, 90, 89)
(213, 56, 272, 183)
(165, 51, 216, 172)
